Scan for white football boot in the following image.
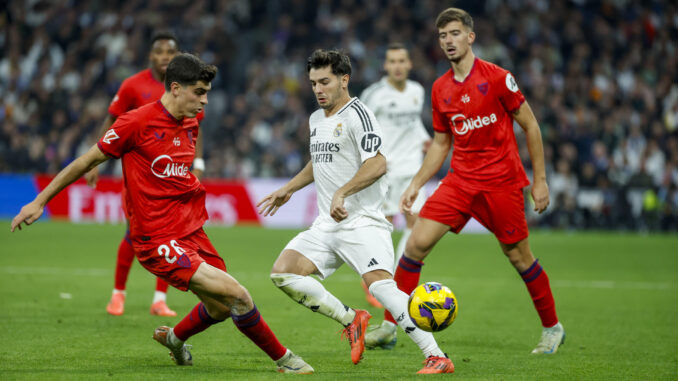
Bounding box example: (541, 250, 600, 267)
(531, 322, 565, 354)
(365, 320, 397, 349)
(276, 349, 314, 374)
(153, 326, 193, 365)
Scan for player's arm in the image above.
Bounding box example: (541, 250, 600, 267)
(11, 145, 110, 232)
(400, 131, 452, 214)
(513, 100, 549, 213)
(257, 161, 314, 217)
(192, 129, 205, 180)
(330, 152, 387, 222)
(84, 114, 116, 187)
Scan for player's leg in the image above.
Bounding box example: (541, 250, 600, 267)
(479, 189, 564, 354)
(270, 230, 369, 364)
(150, 278, 177, 316)
(106, 230, 135, 315)
(394, 182, 427, 266)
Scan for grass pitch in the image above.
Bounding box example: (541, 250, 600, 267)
(1, 221, 677, 380)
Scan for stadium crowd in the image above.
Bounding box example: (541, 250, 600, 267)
(1, 0, 677, 231)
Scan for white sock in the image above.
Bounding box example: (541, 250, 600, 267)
(152, 291, 167, 304)
(271, 273, 356, 326)
(394, 228, 412, 272)
(113, 289, 126, 295)
(168, 327, 184, 347)
(369, 279, 445, 358)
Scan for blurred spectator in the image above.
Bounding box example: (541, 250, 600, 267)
(1, 0, 677, 231)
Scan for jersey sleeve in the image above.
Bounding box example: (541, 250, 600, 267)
(496, 70, 526, 113)
(108, 79, 135, 117)
(431, 86, 449, 133)
(350, 103, 384, 163)
(97, 113, 138, 159)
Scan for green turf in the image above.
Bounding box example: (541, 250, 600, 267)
(1, 221, 677, 380)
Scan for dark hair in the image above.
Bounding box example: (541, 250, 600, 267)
(306, 49, 352, 77)
(150, 30, 178, 47)
(386, 42, 407, 52)
(164, 53, 217, 91)
(435, 8, 474, 31)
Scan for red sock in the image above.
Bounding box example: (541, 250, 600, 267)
(385, 256, 424, 324)
(232, 305, 287, 361)
(173, 302, 224, 341)
(113, 231, 135, 290)
(155, 278, 169, 293)
(520, 259, 558, 327)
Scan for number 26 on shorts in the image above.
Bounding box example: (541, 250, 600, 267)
(158, 240, 186, 264)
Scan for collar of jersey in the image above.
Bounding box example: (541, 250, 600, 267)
(450, 57, 478, 85)
(155, 100, 183, 125)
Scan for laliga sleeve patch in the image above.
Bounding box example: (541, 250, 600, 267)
(103, 129, 120, 144)
(505, 73, 519, 93)
(361, 133, 382, 152)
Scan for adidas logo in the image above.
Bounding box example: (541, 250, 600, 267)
(310, 128, 317, 137)
(405, 326, 416, 334)
(367, 258, 378, 267)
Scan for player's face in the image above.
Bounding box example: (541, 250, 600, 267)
(174, 80, 210, 118)
(149, 39, 179, 76)
(438, 21, 475, 63)
(309, 66, 348, 110)
(384, 49, 412, 83)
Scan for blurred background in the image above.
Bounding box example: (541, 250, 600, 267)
(1, 0, 677, 231)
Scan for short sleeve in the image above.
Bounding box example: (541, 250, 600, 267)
(108, 79, 134, 117)
(431, 89, 449, 133)
(497, 70, 525, 114)
(97, 113, 138, 159)
(350, 103, 384, 163)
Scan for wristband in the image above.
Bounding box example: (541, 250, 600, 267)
(193, 158, 205, 171)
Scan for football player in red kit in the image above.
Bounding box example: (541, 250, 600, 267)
(85, 31, 205, 317)
(366, 7, 565, 355)
(12, 53, 313, 374)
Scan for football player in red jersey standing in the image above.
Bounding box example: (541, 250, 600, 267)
(85, 31, 206, 317)
(11, 53, 313, 374)
(366, 7, 565, 355)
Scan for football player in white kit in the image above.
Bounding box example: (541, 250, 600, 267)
(257, 49, 454, 374)
(359, 43, 431, 309)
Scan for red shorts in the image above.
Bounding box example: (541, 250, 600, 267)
(135, 228, 227, 291)
(419, 181, 528, 244)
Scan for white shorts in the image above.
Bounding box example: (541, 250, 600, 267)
(284, 225, 394, 280)
(382, 175, 426, 216)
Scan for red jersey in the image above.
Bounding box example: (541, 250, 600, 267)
(432, 58, 529, 191)
(108, 68, 204, 121)
(97, 101, 207, 249)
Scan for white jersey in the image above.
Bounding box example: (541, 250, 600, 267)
(360, 77, 430, 177)
(308, 97, 392, 232)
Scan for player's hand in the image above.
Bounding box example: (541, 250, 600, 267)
(192, 168, 204, 181)
(11, 201, 44, 232)
(330, 193, 348, 222)
(84, 166, 99, 188)
(531, 179, 550, 214)
(400, 184, 420, 215)
(257, 188, 293, 217)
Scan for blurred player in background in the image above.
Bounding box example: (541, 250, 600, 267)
(366, 7, 565, 355)
(359, 43, 431, 310)
(84, 31, 206, 317)
(12, 53, 313, 374)
(258, 49, 453, 374)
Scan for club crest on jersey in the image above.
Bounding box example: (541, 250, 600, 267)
(334, 124, 343, 137)
(173, 137, 181, 146)
(461, 94, 470, 103)
(103, 129, 119, 144)
(450, 113, 498, 135)
(477, 82, 489, 95)
(361, 133, 382, 152)
(151, 154, 189, 178)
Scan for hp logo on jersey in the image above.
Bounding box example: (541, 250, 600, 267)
(450, 113, 498, 136)
(361, 133, 382, 152)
